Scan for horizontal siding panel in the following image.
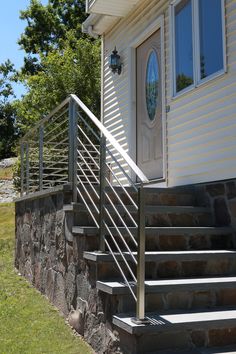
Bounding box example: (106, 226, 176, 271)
(169, 121, 236, 153)
(169, 135, 236, 161)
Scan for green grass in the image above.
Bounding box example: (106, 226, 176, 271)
(0, 203, 93, 354)
(0, 167, 13, 180)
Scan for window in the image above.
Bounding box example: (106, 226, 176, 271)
(171, 0, 225, 96)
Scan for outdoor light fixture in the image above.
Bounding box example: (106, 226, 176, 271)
(109, 47, 122, 75)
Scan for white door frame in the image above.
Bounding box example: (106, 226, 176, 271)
(128, 14, 167, 183)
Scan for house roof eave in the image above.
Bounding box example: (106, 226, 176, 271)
(82, 14, 119, 37)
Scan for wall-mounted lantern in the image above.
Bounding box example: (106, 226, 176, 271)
(109, 47, 122, 75)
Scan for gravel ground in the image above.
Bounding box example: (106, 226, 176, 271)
(0, 158, 19, 203)
(0, 179, 19, 203)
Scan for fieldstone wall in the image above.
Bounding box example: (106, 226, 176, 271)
(200, 179, 236, 229)
(15, 188, 121, 354)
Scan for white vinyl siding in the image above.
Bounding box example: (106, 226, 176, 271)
(103, 0, 236, 187)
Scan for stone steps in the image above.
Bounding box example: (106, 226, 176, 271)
(66, 203, 213, 227)
(113, 308, 236, 334)
(85, 250, 236, 279)
(73, 226, 233, 236)
(84, 250, 236, 263)
(113, 310, 236, 352)
(73, 226, 234, 251)
(77, 185, 198, 206)
(96, 279, 236, 313)
(150, 347, 236, 354)
(97, 276, 236, 295)
(72, 184, 236, 352)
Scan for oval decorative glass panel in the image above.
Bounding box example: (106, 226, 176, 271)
(146, 50, 159, 121)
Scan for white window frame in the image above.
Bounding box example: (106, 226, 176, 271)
(170, 0, 226, 98)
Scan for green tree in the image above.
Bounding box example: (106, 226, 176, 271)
(0, 61, 18, 159)
(19, 0, 87, 55)
(14, 0, 101, 134)
(15, 35, 101, 133)
(18, 0, 89, 76)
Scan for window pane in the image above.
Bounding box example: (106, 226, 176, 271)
(199, 0, 224, 79)
(175, 0, 194, 93)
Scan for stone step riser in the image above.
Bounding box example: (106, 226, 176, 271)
(74, 230, 234, 252)
(96, 258, 236, 280)
(74, 210, 213, 228)
(117, 326, 236, 354)
(107, 288, 236, 313)
(77, 188, 198, 207)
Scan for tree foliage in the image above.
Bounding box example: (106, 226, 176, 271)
(18, 0, 87, 55)
(15, 36, 100, 132)
(0, 0, 101, 158)
(0, 61, 18, 159)
(15, 0, 101, 134)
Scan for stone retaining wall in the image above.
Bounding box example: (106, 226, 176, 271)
(15, 180, 236, 354)
(15, 187, 120, 354)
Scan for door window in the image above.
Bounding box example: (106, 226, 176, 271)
(146, 50, 159, 121)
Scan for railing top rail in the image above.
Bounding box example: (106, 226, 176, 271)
(70, 94, 149, 184)
(20, 94, 149, 184)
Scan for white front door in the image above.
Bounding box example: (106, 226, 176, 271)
(136, 29, 163, 180)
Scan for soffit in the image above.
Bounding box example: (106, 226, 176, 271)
(88, 0, 140, 17)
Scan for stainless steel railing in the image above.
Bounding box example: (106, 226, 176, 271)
(20, 94, 150, 322)
(86, 0, 94, 12)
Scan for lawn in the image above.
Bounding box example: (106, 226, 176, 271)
(0, 203, 93, 354)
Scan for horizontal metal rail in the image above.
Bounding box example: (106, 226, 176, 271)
(19, 94, 150, 323)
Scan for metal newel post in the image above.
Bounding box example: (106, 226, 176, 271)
(39, 125, 44, 191)
(99, 134, 106, 252)
(25, 143, 29, 194)
(69, 98, 78, 203)
(69, 98, 74, 186)
(20, 143, 25, 196)
(72, 103, 78, 203)
(136, 183, 146, 322)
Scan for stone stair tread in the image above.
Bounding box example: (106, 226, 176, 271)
(152, 346, 236, 354)
(84, 250, 236, 262)
(200, 347, 236, 354)
(77, 185, 195, 193)
(73, 226, 233, 235)
(65, 203, 210, 213)
(112, 307, 236, 334)
(97, 276, 236, 295)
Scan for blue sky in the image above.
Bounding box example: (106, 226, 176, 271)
(0, 0, 47, 98)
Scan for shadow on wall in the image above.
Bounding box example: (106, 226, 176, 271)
(104, 49, 131, 185)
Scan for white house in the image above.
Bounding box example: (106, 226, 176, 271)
(15, 2, 236, 353)
(83, 0, 236, 188)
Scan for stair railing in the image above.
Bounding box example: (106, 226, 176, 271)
(19, 94, 150, 323)
(20, 97, 72, 194)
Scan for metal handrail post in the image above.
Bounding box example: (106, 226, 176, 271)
(135, 184, 148, 323)
(99, 134, 106, 252)
(20, 143, 25, 196)
(39, 125, 44, 190)
(68, 98, 74, 185)
(25, 143, 30, 194)
(72, 104, 78, 203)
